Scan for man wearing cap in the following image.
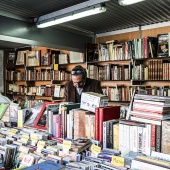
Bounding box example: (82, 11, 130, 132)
(64, 65, 103, 103)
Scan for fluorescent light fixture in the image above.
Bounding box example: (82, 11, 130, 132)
(118, 0, 145, 6)
(37, 5, 106, 28)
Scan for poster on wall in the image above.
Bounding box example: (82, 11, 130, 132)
(0, 51, 4, 93)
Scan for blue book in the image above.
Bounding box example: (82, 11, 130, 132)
(23, 160, 65, 170)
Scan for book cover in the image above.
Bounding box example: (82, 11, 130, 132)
(157, 33, 169, 58)
(98, 106, 120, 146)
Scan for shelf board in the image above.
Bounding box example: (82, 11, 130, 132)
(87, 59, 131, 63)
(108, 100, 130, 103)
(133, 57, 170, 61)
(59, 62, 85, 65)
(34, 96, 63, 101)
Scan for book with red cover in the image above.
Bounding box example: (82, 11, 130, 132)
(98, 106, 120, 146)
(94, 107, 99, 140)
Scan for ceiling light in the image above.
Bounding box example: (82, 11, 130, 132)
(118, 0, 145, 6)
(37, 4, 106, 28)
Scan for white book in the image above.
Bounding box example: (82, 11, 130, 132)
(67, 113, 70, 138)
(130, 125, 133, 152)
(130, 116, 161, 125)
(146, 124, 151, 156)
(126, 125, 130, 152)
(132, 125, 138, 152)
(142, 126, 147, 155)
(119, 123, 124, 153)
(137, 126, 143, 153)
(131, 160, 169, 170)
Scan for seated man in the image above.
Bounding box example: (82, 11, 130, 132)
(64, 65, 103, 103)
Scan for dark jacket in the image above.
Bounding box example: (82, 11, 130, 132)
(64, 78, 103, 103)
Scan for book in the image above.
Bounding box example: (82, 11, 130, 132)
(0, 104, 8, 120)
(15, 51, 27, 65)
(6, 52, 15, 69)
(98, 106, 120, 146)
(69, 51, 84, 63)
(162, 120, 170, 154)
(70, 138, 92, 153)
(130, 116, 161, 125)
(23, 160, 65, 170)
(131, 159, 169, 170)
(26, 50, 40, 66)
(157, 33, 169, 58)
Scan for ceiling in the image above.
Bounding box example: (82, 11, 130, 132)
(0, 0, 170, 48)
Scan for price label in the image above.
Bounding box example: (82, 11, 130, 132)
(37, 140, 45, 148)
(9, 128, 18, 135)
(111, 156, 124, 167)
(54, 64, 58, 70)
(31, 134, 38, 143)
(21, 135, 29, 143)
(91, 144, 101, 153)
(62, 140, 72, 149)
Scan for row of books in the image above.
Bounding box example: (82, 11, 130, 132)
(86, 34, 168, 61)
(7, 84, 65, 98)
(102, 86, 133, 102)
(6, 69, 71, 82)
(87, 63, 131, 81)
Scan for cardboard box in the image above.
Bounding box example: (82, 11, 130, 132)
(80, 92, 108, 112)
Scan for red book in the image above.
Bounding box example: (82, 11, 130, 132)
(94, 107, 99, 140)
(98, 106, 120, 146)
(151, 124, 156, 148)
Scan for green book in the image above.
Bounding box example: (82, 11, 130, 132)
(0, 104, 8, 119)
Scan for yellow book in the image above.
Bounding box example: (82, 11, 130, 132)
(113, 123, 119, 150)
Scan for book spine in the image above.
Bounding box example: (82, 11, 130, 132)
(151, 124, 156, 152)
(109, 121, 114, 149)
(103, 121, 107, 148)
(138, 126, 143, 153)
(155, 125, 161, 152)
(94, 108, 99, 141)
(99, 108, 104, 146)
(113, 123, 119, 150)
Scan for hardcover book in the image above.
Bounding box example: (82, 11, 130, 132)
(15, 51, 27, 65)
(26, 50, 40, 66)
(157, 33, 169, 58)
(98, 106, 120, 146)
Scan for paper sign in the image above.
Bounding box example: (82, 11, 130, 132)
(111, 156, 124, 167)
(31, 134, 38, 143)
(37, 140, 45, 148)
(62, 140, 72, 149)
(9, 128, 18, 135)
(91, 144, 101, 153)
(21, 135, 29, 143)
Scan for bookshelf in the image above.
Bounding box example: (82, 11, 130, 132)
(95, 26, 170, 105)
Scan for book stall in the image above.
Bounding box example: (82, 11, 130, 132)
(0, 91, 170, 170)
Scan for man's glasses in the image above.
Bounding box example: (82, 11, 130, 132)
(73, 80, 84, 86)
(71, 70, 83, 75)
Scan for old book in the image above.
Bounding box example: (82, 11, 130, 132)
(161, 120, 170, 154)
(0, 104, 9, 120)
(85, 43, 99, 62)
(26, 50, 40, 66)
(6, 52, 15, 69)
(157, 33, 168, 58)
(16, 51, 27, 65)
(69, 51, 84, 63)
